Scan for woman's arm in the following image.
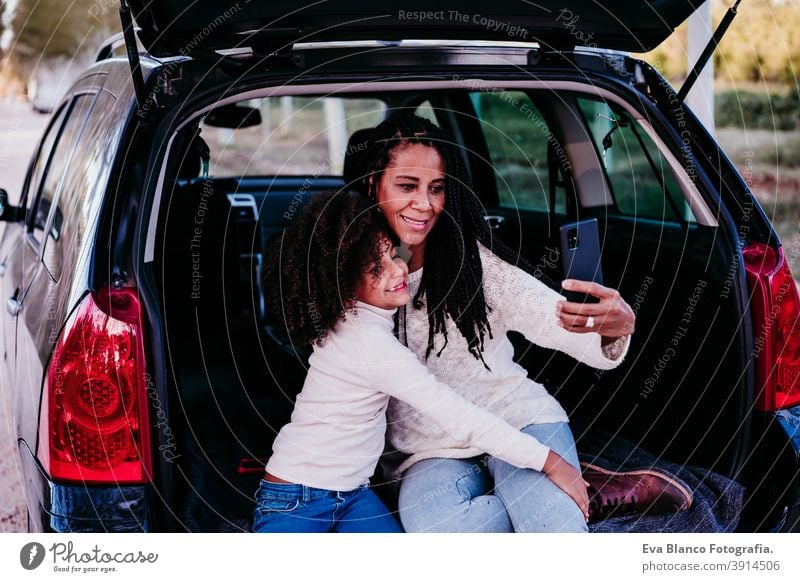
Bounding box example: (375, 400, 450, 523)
(479, 243, 632, 370)
(557, 279, 635, 340)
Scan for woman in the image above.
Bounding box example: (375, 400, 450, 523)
(348, 111, 636, 532)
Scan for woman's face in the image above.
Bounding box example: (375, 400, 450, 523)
(374, 143, 446, 247)
(355, 236, 410, 310)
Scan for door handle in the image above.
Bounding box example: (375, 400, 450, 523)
(484, 215, 506, 231)
(0, 260, 5, 277)
(6, 296, 20, 317)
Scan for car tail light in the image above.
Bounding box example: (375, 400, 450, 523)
(38, 285, 152, 484)
(742, 242, 800, 411)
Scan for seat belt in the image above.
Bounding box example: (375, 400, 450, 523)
(191, 132, 266, 322)
(547, 138, 559, 230)
(227, 193, 266, 322)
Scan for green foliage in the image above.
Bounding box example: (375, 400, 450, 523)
(715, 89, 800, 130)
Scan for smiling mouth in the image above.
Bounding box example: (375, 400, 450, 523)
(387, 281, 408, 293)
(400, 215, 429, 228)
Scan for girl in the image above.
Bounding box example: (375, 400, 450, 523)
(348, 111, 637, 532)
(251, 191, 591, 533)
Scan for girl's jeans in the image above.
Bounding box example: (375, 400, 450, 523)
(397, 421, 588, 532)
(251, 479, 402, 533)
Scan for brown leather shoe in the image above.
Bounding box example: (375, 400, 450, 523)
(581, 462, 693, 523)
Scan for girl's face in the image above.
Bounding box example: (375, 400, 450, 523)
(374, 143, 446, 248)
(355, 237, 410, 309)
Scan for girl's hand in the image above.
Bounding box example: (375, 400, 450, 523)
(542, 450, 590, 522)
(556, 280, 635, 338)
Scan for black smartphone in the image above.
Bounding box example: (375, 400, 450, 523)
(559, 218, 603, 304)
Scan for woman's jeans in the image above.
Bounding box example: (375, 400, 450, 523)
(251, 479, 403, 533)
(397, 421, 588, 532)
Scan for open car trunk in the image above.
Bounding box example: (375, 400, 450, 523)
(127, 0, 705, 55)
(152, 79, 753, 532)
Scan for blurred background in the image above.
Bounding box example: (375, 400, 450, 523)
(643, 0, 800, 273)
(0, 0, 797, 532)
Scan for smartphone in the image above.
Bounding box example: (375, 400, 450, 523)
(559, 218, 603, 304)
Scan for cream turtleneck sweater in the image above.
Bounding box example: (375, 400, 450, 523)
(385, 241, 630, 478)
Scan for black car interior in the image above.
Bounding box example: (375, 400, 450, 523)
(156, 89, 749, 531)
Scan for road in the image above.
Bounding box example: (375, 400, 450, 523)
(0, 99, 49, 532)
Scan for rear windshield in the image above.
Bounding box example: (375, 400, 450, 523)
(199, 97, 385, 176)
(577, 96, 696, 223)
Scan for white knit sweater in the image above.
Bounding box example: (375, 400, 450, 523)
(265, 300, 570, 491)
(386, 242, 630, 478)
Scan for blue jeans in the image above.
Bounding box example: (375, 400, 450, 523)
(397, 421, 588, 532)
(251, 479, 403, 533)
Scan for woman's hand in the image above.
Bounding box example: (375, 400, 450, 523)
(542, 450, 590, 521)
(556, 279, 635, 339)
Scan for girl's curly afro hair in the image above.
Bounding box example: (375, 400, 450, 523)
(264, 190, 399, 346)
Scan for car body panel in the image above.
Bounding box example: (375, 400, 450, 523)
(20, 438, 149, 532)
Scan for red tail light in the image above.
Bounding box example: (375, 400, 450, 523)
(742, 242, 800, 411)
(38, 285, 152, 484)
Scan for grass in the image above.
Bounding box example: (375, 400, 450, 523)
(716, 128, 800, 171)
(717, 128, 800, 281)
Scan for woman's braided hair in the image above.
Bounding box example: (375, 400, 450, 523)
(264, 190, 399, 346)
(348, 110, 560, 366)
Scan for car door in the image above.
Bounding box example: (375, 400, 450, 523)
(0, 102, 70, 391)
(10, 92, 97, 446)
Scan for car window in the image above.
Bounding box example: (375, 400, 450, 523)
(414, 100, 440, 126)
(199, 97, 385, 176)
(473, 90, 566, 214)
(577, 97, 696, 223)
(41, 92, 116, 282)
(23, 103, 69, 218)
(29, 94, 96, 245)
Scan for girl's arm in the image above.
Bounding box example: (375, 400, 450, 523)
(479, 243, 631, 370)
(378, 340, 551, 472)
(378, 340, 590, 517)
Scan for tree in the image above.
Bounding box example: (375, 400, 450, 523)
(7, 0, 118, 65)
(3, 0, 119, 100)
(639, 0, 800, 86)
